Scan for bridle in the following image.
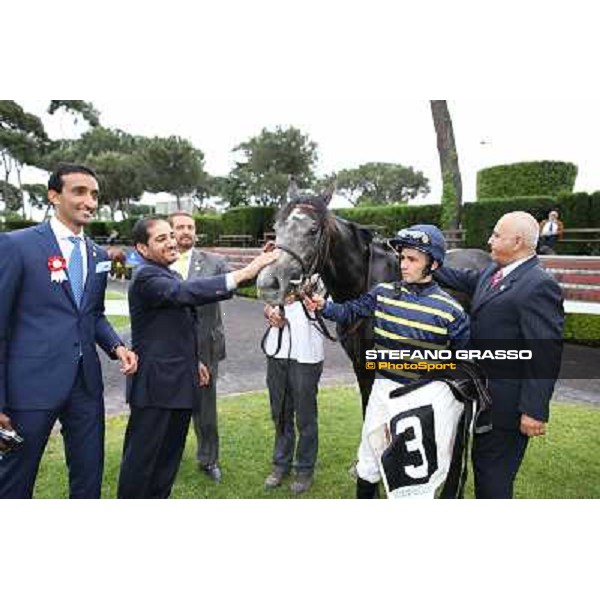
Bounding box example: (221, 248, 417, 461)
(266, 205, 338, 345)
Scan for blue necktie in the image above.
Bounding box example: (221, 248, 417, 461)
(68, 236, 84, 307)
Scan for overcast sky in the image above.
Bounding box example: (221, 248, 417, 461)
(11, 2, 599, 210)
(18, 96, 600, 210)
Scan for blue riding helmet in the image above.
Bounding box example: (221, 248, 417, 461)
(388, 224, 447, 265)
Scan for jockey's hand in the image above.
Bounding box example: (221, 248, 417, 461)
(303, 293, 325, 312)
(264, 304, 287, 328)
(0, 412, 13, 452)
(198, 362, 211, 387)
(520, 414, 546, 437)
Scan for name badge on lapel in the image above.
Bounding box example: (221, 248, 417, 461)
(95, 260, 112, 274)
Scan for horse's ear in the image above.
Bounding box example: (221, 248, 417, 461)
(287, 176, 300, 202)
(322, 178, 336, 206)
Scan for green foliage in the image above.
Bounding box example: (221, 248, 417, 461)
(0, 180, 23, 212)
(563, 314, 600, 347)
(22, 183, 47, 210)
(86, 221, 111, 238)
(48, 100, 101, 127)
(194, 213, 223, 245)
(222, 126, 318, 207)
(335, 162, 430, 205)
(141, 136, 207, 204)
(477, 161, 578, 199)
(334, 204, 442, 236)
(33, 388, 600, 498)
(234, 284, 258, 299)
(222, 206, 277, 239)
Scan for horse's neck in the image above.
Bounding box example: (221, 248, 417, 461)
(320, 220, 369, 302)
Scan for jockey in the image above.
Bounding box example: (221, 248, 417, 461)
(304, 224, 471, 499)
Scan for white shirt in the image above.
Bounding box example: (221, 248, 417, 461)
(541, 221, 558, 236)
(50, 216, 88, 282)
(264, 301, 325, 364)
(500, 254, 536, 278)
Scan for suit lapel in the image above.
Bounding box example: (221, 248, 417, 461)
(34, 222, 78, 310)
(189, 249, 206, 278)
(472, 256, 538, 315)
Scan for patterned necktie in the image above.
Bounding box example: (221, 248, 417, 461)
(489, 268, 503, 289)
(68, 236, 84, 306)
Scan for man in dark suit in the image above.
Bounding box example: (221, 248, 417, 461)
(169, 212, 229, 482)
(435, 211, 564, 498)
(0, 163, 138, 499)
(117, 217, 277, 499)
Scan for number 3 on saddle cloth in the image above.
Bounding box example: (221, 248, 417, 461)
(367, 376, 480, 499)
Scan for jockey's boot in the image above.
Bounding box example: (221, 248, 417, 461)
(356, 477, 380, 499)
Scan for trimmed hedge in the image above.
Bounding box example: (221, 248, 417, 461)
(194, 214, 222, 246)
(333, 204, 443, 236)
(477, 161, 577, 199)
(86, 222, 111, 238)
(463, 191, 600, 251)
(2, 219, 37, 231)
(222, 206, 277, 240)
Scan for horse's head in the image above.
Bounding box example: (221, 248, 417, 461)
(257, 178, 336, 305)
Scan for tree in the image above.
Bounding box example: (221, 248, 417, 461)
(48, 100, 101, 128)
(222, 126, 318, 206)
(430, 100, 463, 229)
(89, 151, 145, 219)
(0, 101, 49, 216)
(335, 162, 430, 206)
(40, 127, 146, 218)
(141, 136, 208, 210)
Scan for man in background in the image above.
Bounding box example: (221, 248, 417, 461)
(169, 212, 229, 482)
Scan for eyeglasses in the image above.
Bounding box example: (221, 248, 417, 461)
(395, 229, 430, 244)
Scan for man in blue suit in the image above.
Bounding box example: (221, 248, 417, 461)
(435, 211, 564, 498)
(117, 217, 278, 498)
(0, 164, 138, 499)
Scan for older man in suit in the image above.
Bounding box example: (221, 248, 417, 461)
(0, 163, 138, 499)
(117, 217, 277, 499)
(435, 211, 564, 498)
(169, 212, 228, 482)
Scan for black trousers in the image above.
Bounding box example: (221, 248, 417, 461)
(472, 427, 529, 499)
(117, 406, 191, 499)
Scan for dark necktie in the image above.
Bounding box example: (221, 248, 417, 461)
(68, 236, 84, 306)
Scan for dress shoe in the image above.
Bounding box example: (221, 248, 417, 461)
(264, 467, 287, 489)
(200, 463, 222, 483)
(290, 472, 313, 495)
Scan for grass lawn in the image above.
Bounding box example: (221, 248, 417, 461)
(33, 387, 600, 499)
(105, 290, 126, 300)
(106, 315, 130, 331)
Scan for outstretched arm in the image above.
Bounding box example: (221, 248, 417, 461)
(304, 287, 379, 325)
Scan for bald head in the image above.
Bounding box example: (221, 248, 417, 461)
(488, 211, 538, 266)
